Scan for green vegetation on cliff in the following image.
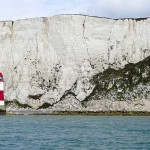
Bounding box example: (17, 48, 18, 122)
(83, 56, 150, 103)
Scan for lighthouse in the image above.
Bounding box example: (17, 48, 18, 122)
(0, 72, 5, 114)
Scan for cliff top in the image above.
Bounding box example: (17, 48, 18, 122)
(0, 14, 149, 23)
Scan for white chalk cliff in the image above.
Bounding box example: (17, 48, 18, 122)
(0, 15, 150, 113)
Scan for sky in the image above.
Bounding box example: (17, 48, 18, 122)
(0, 0, 150, 21)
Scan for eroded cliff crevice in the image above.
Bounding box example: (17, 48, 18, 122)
(82, 16, 91, 61)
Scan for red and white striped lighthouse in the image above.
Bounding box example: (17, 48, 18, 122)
(0, 72, 4, 106)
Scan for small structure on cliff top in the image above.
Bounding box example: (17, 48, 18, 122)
(0, 72, 5, 114)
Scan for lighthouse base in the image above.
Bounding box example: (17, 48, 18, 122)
(0, 104, 6, 115)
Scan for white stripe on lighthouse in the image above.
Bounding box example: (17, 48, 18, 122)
(0, 82, 3, 91)
(0, 101, 4, 106)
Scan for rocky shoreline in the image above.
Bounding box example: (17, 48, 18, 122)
(6, 110, 150, 116)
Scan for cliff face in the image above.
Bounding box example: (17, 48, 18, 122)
(0, 15, 150, 112)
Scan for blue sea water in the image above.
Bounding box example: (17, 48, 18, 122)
(0, 116, 150, 150)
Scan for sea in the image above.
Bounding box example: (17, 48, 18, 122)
(0, 115, 150, 150)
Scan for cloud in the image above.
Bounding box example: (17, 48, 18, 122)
(0, 0, 47, 20)
(46, 0, 92, 15)
(87, 0, 150, 18)
(0, 0, 92, 21)
(0, 0, 149, 21)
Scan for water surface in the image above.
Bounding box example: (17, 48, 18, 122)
(0, 115, 150, 150)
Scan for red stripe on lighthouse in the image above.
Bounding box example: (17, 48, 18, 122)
(0, 91, 4, 101)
